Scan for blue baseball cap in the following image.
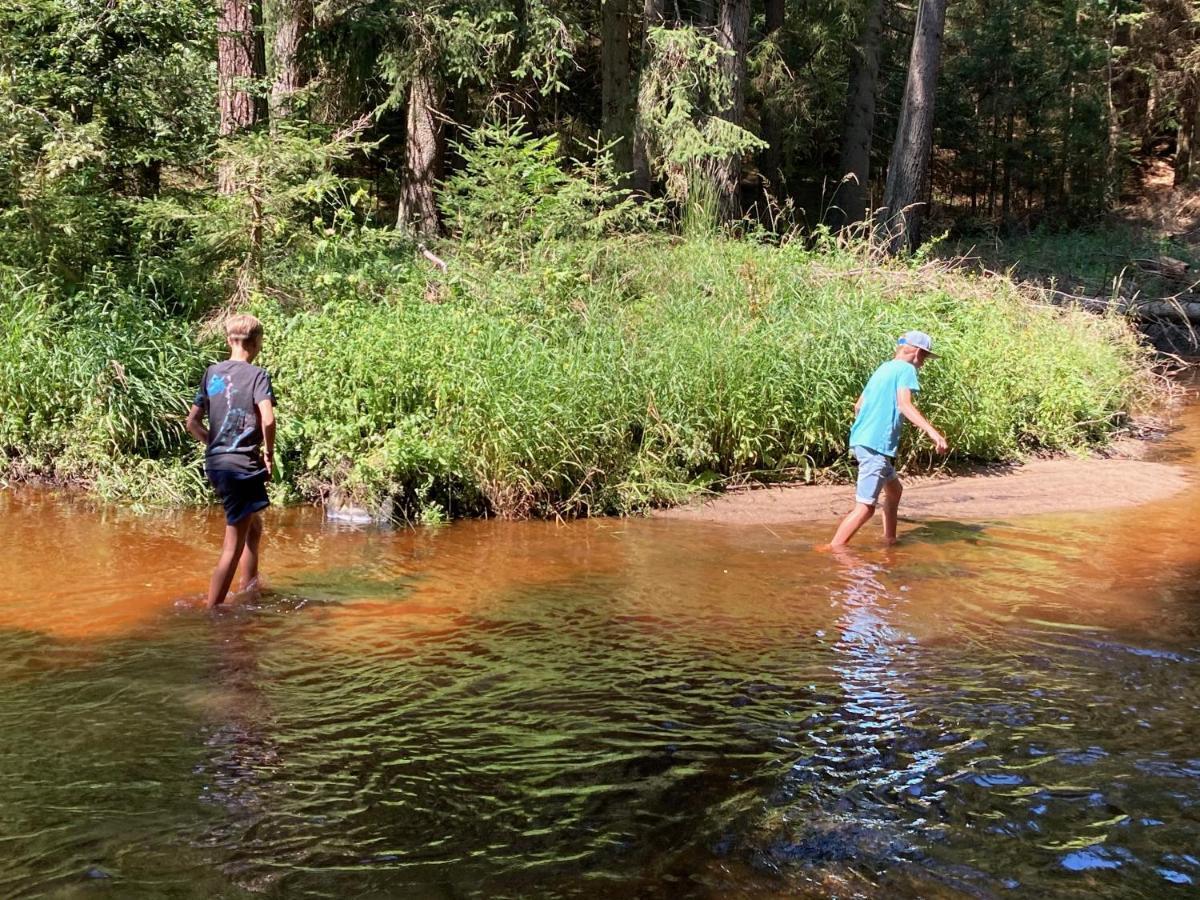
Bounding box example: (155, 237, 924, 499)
(898, 330, 938, 357)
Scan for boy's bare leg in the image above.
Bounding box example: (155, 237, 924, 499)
(830, 502, 875, 548)
(237, 512, 263, 592)
(207, 517, 253, 609)
(881, 479, 903, 544)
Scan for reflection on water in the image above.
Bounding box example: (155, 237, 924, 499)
(1, 397, 1199, 897)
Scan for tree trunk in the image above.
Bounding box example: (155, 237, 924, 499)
(828, 0, 885, 229)
(714, 0, 750, 221)
(269, 0, 311, 120)
(1142, 71, 1159, 153)
(120, 161, 162, 198)
(878, 0, 946, 254)
(986, 94, 998, 216)
(1001, 81, 1015, 228)
(1176, 75, 1198, 186)
(217, 0, 266, 135)
(631, 0, 665, 192)
(1105, 23, 1124, 203)
(758, 0, 786, 195)
(601, 0, 635, 182)
(217, 0, 267, 193)
(397, 68, 442, 238)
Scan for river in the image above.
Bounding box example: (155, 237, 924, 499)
(1, 390, 1198, 897)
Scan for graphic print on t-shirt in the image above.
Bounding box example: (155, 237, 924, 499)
(208, 371, 253, 453)
(195, 361, 274, 475)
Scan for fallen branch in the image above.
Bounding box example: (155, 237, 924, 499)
(418, 243, 448, 272)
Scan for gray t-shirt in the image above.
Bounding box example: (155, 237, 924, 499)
(193, 360, 275, 474)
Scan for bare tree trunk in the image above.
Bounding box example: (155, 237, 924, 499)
(601, 0, 635, 182)
(217, 0, 267, 193)
(397, 68, 442, 238)
(828, 0, 885, 229)
(1176, 75, 1198, 186)
(269, 0, 311, 120)
(1001, 79, 1015, 228)
(758, 0, 786, 195)
(714, 0, 750, 221)
(1105, 23, 1123, 203)
(1141, 72, 1159, 153)
(986, 93, 998, 216)
(764, 0, 783, 31)
(878, 0, 946, 254)
(631, 0, 665, 192)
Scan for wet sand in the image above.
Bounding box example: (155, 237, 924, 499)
(657, 453, 1191, 525)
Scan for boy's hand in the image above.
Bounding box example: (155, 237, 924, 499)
(930, 431, 949, 454)
(264, 455, 274, 482)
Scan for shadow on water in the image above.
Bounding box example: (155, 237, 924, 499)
(897, 519, 988, 545)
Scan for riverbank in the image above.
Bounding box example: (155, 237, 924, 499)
(661, 383, 1197, 525)
(0, 236, 1158, 521)
(657, 453, 1190, 525)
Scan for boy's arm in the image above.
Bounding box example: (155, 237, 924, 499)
(853, 394, 864, 416)
(257, 398, 276, 479)
(185, 404, 209, 445)
(897, 388, 949, 453)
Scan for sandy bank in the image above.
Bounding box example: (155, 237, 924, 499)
(657, 453, 1191, 525)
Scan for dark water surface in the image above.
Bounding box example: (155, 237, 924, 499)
(3, 404, 1200, 898)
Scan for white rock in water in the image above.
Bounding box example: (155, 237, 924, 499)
(325, 504, 374, 524)
(324, 496, 394, 525)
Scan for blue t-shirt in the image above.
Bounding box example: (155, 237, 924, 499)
(848, 358, 920, 458)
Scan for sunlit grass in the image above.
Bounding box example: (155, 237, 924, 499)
(0, 235, 1154, 520)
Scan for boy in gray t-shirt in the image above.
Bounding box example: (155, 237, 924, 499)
(186, 314, 277, 608)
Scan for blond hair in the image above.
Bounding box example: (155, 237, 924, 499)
(225, 313, 264, 346)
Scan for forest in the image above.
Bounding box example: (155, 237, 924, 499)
(0, 0, 1197, 519)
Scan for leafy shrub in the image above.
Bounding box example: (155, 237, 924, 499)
(439, 119, 656, 255)
(0, 267, 209, 496)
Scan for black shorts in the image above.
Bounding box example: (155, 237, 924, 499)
(207, 469, 270, 525)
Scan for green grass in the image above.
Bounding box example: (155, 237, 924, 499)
(0, 235, 1154, 520)
(946, 224, 1199, 299)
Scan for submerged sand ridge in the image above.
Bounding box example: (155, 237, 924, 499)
(657, 455, 1191, 525)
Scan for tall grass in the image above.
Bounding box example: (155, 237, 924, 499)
(259, 236, 1148, 519)
(0, 236, 1153, 519)
(0, 267, 210, 500)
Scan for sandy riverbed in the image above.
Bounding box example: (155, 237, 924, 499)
(657, 452, 1191, 525)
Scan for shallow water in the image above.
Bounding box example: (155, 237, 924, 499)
(2, 399, 1199, 898)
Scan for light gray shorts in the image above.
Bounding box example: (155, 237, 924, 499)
(852, 445, 898, 507)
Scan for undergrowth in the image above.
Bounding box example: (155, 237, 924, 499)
(0, 236, 1153, 522)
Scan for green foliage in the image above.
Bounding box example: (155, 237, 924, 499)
(1, 238, 1149, 520)
(0, 0, 213, 282)
(132, 122, 374, 298)
(638, 26, 767, 207)
(0, 0, 1173, 525)
(439, 120, 656, 253)
(0, 266, 209, 497)
(948, 225, 1200, 299)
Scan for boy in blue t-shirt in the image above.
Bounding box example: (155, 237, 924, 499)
(829, 331, 949, 548)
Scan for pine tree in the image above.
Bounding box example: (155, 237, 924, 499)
(830, 0, 886, 228)
(218, 0, 267, 193)
(878, 0, 946, 253)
